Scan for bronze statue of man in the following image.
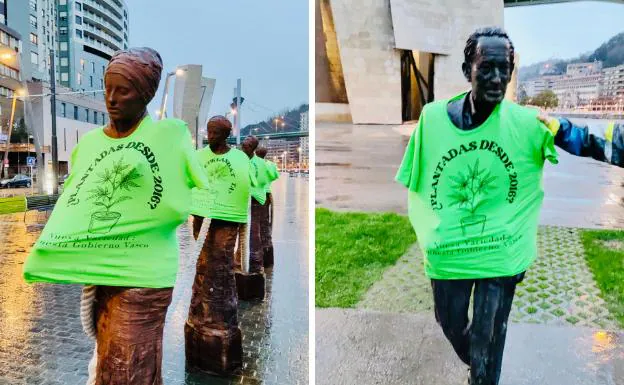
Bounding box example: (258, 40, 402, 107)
(255, 146, 279, 267)
(186, 116, 253, 374)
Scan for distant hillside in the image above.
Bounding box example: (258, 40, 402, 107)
(519, 31, 624, 81)
(241, 103, 309, 137)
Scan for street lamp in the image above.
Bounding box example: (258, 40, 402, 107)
(158, 67, 186, 120)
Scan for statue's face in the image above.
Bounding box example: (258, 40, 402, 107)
(104, 73, 146, 121)
(207, 124, 230, 146)
(241, 137, 258, 158)
(464, 36, 512, 105)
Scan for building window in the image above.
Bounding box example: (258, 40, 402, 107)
(102, 112, 105, 124)
(64, 127, 67, 151)
(61, 72, 68, 81)
(59, 12, 67, 23)
(75, 16, 82, 25)
(60, 42, 68, 51)
(86, 108, 89, 123)
(80, 59, 85, 70)
(29, 15, 37, 28)
(77, 73, 82, 85)
(60, 57, 68, 66)
(59, 0, 66, 4)
(94, 111, 97, 123)
(74, 106, 78, 120)
(91, 62, 95, 73)
(59, 27, 68, 36)
(75, 2, 82, 11)
(61, 103, 66, 117)
(30, 52, 38, 65)
(76, 30, 82, 38)
(100, 78, 103, 89)
(29, 33, 38, 45)
(29, 0, 37, 12)
(89, 76, 93, 87)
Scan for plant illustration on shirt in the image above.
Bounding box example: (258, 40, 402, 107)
(205, 163, 230, 204)
(87, 157, 142, 234)
(447, 159, 497, 236)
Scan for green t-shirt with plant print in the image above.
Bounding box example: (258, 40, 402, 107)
(190, 147, 253, 223)
(23, 116, 209, 288)
(396, 93, 558, 279)
(265, 160, 279, 194)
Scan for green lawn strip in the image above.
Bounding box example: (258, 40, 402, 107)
(315, 208, 417, 308)
(0, 196, 26, 215)
(580, 229, 624, 328)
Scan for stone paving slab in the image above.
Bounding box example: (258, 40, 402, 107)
(357, 226, 620, 330)
(316, 308, 624, 385)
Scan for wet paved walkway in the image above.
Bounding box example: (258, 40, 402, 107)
(316, 308, 624, 385)
(358, 226, 619, 330)
(316, 122, 624, 229)
(0, 175, 308, 385)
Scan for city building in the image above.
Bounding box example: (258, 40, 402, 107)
(552, 72, 603, 108)
(265, 138, 302, 170)
(58, 0, 129, 96)
(299, 136, 309, 169)
(522, 75, 559, 97)
(300, 110, 308, 132)
(566, 62, 602, 76)
(602, 64, 624, 99)
(316, 0, 521, 124)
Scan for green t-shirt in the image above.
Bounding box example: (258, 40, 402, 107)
(396, 93, 558, 279)
(190, 147, 253, 223)
(23, 116, 209, 288)
(250, 155, 271, 205)
(265, 160, 280, 193)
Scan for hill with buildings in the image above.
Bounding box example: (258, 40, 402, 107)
(519, 32, 624, 81)
(241, 103, 309, 137)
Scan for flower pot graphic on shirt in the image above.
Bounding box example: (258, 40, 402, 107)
(448, 159, 497, 237)
(87, 158, 142, 234)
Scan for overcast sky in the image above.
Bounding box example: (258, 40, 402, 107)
(504, 1, 624, 66)
(125, 0, 309, 127)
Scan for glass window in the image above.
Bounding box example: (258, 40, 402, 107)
(30, 52, 38, 65)
(100, 78, 103, 89)
(86, 108, 89, 123)
(80, 59, 85, 70)
(75, 16, 82, 25)
(29, 0, 37, 12)
(59, 12, 67, 22)
(61, 103, 66, 117)
(102, 112, 105, 124)
(0, 31, 7, 45)
(89, 76, 93, 87)
(29, 33, 38, 45)
(61, 72, 68, 81)
(91, 62, 95, 73)
(59, 27, 68, 36)
(76, 30, 82, 38)
(60, 57, 68, 66)
(59, 0, 66, 5)
(93, 111, 97, 123)
(74, 106, 78, 120)
(60, 42, 68, 51)
(29, 15, 37, 28)
(75, 2, 82, 11)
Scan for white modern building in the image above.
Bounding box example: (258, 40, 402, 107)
(300, 111, 308, 131)
(602, 64, 624, 99)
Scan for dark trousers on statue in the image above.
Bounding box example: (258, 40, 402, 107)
(430, 272, 525, 385)
(263, 193, 274, 267)
(185, 219, 242, 375)
(250, 197, 268, 274)
(94, 286, 173, 385)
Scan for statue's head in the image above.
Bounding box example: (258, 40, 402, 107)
(241, 136, 259, 158)
(462, 27, 514, 105)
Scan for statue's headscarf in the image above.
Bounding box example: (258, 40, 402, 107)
(104, 47, 163, 105)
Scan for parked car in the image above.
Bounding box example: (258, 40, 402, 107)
(0, 174, 32, 188)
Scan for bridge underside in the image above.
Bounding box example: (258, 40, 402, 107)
(504, 0, 624, 7)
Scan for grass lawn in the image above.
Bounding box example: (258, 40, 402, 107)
(0, 196, 26, 215)
(315, 208, 417, 308)
(580, 229, 624, 328)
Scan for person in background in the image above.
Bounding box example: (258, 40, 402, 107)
(23, 47, 208, 385)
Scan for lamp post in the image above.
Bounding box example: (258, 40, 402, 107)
(158, 68, 185, 120)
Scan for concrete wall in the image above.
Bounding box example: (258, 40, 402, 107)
(330, 0, 402, 124)
(316, 0, 348, 104)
